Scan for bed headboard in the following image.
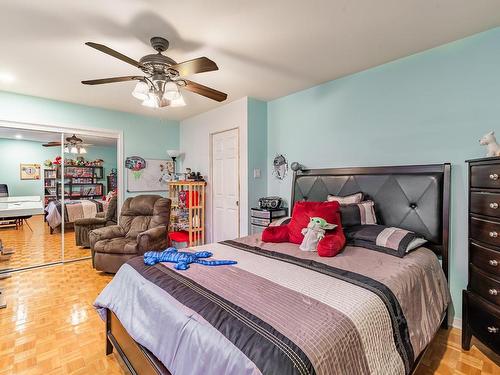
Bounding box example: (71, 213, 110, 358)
(290, 163, 451, 279)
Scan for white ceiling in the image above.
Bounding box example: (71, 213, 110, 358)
(1, 1, 499, 121)
(0, 127, 116, 147)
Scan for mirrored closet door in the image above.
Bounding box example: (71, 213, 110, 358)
(61, 132, 118, 263)
(0, 127, 63, 273)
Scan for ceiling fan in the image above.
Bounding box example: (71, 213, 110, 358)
(81, 36, 228, 108)
(42, 134, 92, 154)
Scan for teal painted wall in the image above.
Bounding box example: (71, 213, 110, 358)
(267, 27, 500, 321)
(247, 98, 268, 229)
(0, 138, 117, 196)
(0, 91, 179, 196)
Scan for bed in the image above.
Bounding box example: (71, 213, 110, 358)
(45, 199, 103, 232)
(95, 163, 451, 375)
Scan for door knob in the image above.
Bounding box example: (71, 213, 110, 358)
(489, 231, 498, 238)
(490, 174, 499, 180)
(490, 202, 499, 209)
(489, 259, 499, 266)
(488, 289, 498, 296)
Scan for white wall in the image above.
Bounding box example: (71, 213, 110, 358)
(180, 97, 248, 242)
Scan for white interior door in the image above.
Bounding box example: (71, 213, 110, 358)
(212, 128, 239, 242)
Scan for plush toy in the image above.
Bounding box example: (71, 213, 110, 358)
(299, 217, 336, 252)
(262, 201, 346, 257)
(144, 247, 237, 270)
(480, 131, 500, 157)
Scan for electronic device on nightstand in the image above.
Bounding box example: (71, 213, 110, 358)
(251, 198, 288, 235)
(463, 157, 500, 354)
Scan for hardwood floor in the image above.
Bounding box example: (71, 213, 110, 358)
(0, 259, 498, 374)
(0, 215, 90, 272)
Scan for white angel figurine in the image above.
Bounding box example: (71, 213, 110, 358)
(299, 217, 337, 252)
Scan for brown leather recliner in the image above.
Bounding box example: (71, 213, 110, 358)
(89, 195, 171, 273)
(74, 196, 118, 249)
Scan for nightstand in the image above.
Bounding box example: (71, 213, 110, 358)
(250, 207, 288, 235)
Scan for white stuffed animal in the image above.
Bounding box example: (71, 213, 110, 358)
(480, 131, 500, 157)
(299, 217, 336, 252)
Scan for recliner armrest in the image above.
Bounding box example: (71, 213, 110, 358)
(74, 217, 106, 226)
(89, 225, 124, 248)
(137, 225, 168, 253)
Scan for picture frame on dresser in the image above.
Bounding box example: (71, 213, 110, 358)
(463, 156, 500, 354)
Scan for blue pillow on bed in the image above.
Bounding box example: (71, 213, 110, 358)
(344, 225, 427, 258)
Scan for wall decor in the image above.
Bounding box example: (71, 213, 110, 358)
(126, 158, 174, 192)
(272, 154, 288, 180)
(20, 163, 41, 180)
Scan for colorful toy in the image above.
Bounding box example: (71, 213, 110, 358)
(299, 217, 336, 252)
(144, 247, 237, 270)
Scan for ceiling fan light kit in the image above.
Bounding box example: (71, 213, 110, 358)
(82, 37, 227, 109)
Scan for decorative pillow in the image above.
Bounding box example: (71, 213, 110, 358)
(288, 201, 341, 244)
(269, 217, 292, 226)
(340, 200, 377, 227)
(262, 201, 341, 245)
(317, 231, 346, 257)
(345, 224, 427, 257)
(327, 192, 363, 205)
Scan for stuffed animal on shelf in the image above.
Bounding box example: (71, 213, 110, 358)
(480, 131, 500, 157)
(299, 217, 337, 252)
(144, 247, 237, 270)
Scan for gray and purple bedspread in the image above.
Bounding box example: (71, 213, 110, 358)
(94, 234, 450, 375)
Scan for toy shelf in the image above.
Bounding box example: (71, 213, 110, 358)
(168, 181, 206, 247)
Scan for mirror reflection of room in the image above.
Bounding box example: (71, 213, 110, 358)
(57, 133, 118, 262)
(0, 128, 61, 272)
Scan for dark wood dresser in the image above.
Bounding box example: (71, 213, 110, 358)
(463, 157, 500, 353)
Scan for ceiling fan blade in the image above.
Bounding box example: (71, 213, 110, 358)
(168, 57, 218, 76)
(182, 80, 227, 102)
(42, 142, 62, 147)
(85, 42, 144, 68)
(81, 76, 143, 85)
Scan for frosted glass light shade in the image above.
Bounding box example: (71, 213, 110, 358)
(167, 150, 181, 158)
(79, 147, 87, 154)
(170, 95, 186, 107)
(64, 146, 69, 153)
(142, 91, 160, 108)
(163, 81, 180, 100)
(70, 146, 78, 154)
(132, 81, 149, 100)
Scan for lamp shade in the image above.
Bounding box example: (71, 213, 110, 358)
(164, 81, 180, 101)
(170, 95, 186, 107)
(79, 147, 87, 154)
(70, 146, 78, 154)
(142, 91, 160, 108)
(167, 149, 181, 159)
(132, 81, 149, 100)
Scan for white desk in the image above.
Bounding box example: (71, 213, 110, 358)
(0, 196, 44, 217)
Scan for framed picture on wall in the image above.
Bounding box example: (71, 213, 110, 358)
(20, 163, 41, 180)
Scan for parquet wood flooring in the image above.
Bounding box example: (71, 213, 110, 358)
(0, 215, 90, 272)
(0, 258, 498, 374)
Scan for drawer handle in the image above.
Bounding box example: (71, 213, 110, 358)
(489, 231, 498, 238)
(488, 289, 498, 296)
(490, 202, 499, 209)
(489, 259, 499, 266)
(487, 326, 499, 333)
(490, 174, 499, 180)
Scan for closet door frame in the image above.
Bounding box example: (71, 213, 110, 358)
(0, 119, 123, 269)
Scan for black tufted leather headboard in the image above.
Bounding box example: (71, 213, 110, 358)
(291, 163, 451, 279)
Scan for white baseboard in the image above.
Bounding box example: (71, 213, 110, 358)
(451, 317, 462, 329)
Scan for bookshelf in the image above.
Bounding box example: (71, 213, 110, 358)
(44, 166, 104, 202)
(168, 181, 206, 246)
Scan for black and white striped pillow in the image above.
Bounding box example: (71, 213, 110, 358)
(340, 200, 377, 227)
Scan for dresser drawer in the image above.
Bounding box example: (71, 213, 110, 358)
(471, 192, 500, 218)
(470, 265, 500, 306)
(471, 164, 500, 189)
(470, 216, 500, 247)
(466, 291, 500, 352)
(470, 242, 500, 277)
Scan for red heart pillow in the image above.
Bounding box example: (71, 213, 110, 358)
(287, 200, 341, 244)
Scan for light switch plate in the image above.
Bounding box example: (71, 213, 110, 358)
(253, 168, 261, 178)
